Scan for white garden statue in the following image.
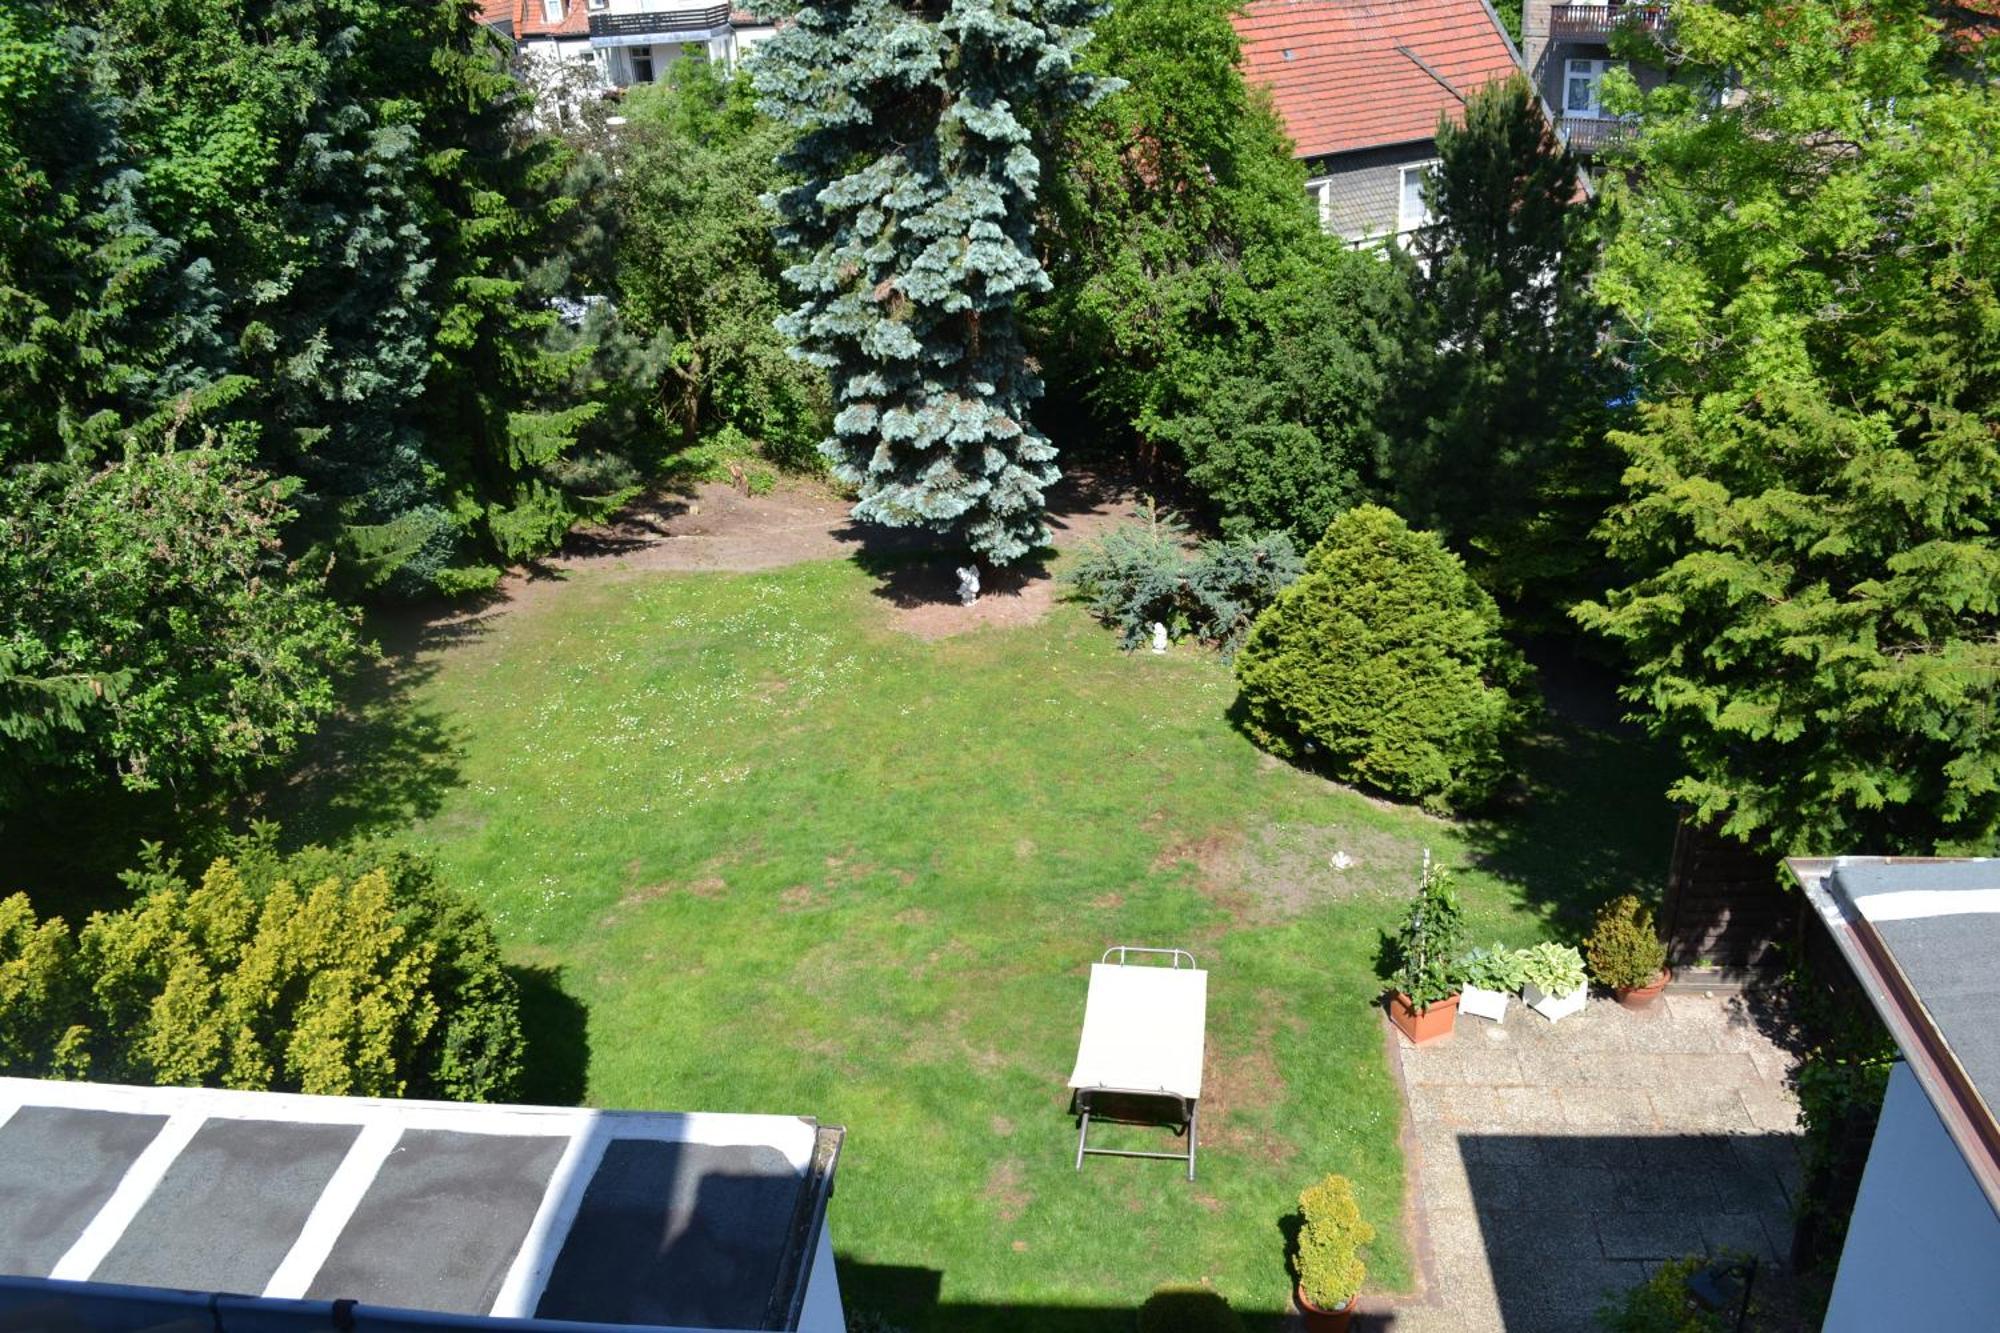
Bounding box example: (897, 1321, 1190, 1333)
(1151, 622, 1168, 654)
(956, 565, 980, 606)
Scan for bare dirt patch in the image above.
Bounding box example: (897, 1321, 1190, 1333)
(778, 883, 824, 911)
(1089, 891, 1125, 911)
(1200, 1006, 1295, 1166)
(983, 1158, 1033, 1222)
(1233, 822, 1425, 921)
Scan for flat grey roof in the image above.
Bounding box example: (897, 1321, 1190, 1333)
(0, 1079, 841, 1332)
(1790, 857, 2000, 1218)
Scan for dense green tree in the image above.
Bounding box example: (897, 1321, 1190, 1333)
(6, 2, 627, 595)
(614, 62, 825, 468)
(0, 831, 523, 1101)
(1235, 506, 1528, 812)
(755, 0, 1114, 565)
(0, 438, 362, 810)
(1399, 76, 1621, 613)
(1036, 0, 1409, 544)
(1576, 0, 2000, 856)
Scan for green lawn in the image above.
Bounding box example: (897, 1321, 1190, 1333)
(283, 554, 1675, 1329)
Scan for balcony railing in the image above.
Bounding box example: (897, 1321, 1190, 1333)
(1549, 1, 1668, 42)
(1560, 114, 1637, 153)
(588, 4, 732, 42)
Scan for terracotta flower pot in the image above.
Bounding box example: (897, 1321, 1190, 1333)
(1295, 1282, 1356, 1333)
(1615, 969, 1671, 1009)
(1387, 990, 1459, 1044)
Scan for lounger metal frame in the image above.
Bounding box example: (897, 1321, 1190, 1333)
(1070, 947, 1201, 1182)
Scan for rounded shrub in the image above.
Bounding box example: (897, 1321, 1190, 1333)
(1293, 1173, 1374, 1311)
(1584, 894, 1668, 990)
(1135, 1284, 1244, 1333)
(1233, 505, 1527, 811)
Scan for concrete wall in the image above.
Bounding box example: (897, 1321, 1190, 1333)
(1824, 1063, 2000, 1331)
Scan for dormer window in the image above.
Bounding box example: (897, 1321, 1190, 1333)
(543, 0, 564, 23)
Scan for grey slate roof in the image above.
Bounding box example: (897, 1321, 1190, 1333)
(0, 1079, 841, 1333)
(1790, 857, 2000, 1217)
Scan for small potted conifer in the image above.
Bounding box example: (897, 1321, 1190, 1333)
(1584, 895, 1670, 1008)
(1292, 1173, 1375, 1332)
(1386, 853, 1466, 1043)
(1518, 942, 1589, 1022)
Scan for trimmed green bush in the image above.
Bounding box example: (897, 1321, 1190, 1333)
(1, 829, 524, 1102)
(1233, 505, 1528, 811)
(1135, 1284, 1244, 1333)
(1584, 894, 1668, 991)
(1293, 1173, 1374, 1311)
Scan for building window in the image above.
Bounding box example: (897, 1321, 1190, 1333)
(542, 0, 564, 21)
(1398, 161, 1437, 236)
(1565, 58, 1607, 117)
(1305, 177, 1334, 230)
(630, 47, 656, 83)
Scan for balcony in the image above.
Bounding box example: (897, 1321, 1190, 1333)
(1549, 1, 1668, 42)
(587, 4, 732, 44)
(1560, 114, 1637, 153)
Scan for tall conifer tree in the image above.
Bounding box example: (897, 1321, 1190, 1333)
(755, 0, 1112, 565)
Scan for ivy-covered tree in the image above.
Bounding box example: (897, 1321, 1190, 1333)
(1576, 0, 2000, 855)
(1399, 76, 1621, 615)
(755, 0, 1113, 565)
(1035, 0, 1410, 544)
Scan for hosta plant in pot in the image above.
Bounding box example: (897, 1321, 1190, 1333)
(1518, 942, 1588, 1022)
(1456, 943, 1527, 1022)
(1585, 895, 1670, 1008)
(1385, 855, 1467, 1044)
(1293, 1173, 1375, 1332)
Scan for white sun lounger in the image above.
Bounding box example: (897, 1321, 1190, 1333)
(1068, 946, 1208, 1181)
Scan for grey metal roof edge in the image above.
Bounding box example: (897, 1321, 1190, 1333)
(0, 1275, 724, 1333)
(765, 1121, 844, 1331)
(1787, 856, 2000, 1222)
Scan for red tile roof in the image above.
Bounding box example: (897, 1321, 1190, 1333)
(487, 0, 591, 38)
(1234, 0, 1522, 159)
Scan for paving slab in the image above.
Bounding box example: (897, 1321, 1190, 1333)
(1385, 992, 1803, 1330)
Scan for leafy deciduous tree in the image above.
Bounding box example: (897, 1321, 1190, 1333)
(1576, 0, 2000, 855)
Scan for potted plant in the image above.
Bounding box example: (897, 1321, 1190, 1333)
(1385, 854, 1466, 1044)
(1518, 941, 1588, 1022)
(1584, 894, 1670, 1008)
(1292, 1173, 1375, 1332)
(1456, 943, 1526, 1022)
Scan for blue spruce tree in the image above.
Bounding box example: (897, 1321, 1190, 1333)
(755, 0, 1112, 566)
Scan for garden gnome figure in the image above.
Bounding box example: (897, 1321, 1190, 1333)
(956, 565, 980, 606)
(1151, 622, 1168, 654)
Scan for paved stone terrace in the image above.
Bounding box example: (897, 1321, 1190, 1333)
(1385, 991, 1804, 1333)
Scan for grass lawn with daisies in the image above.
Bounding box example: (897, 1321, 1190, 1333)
(283, 550, 1674, 1329)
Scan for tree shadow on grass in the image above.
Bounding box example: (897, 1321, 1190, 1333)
(251, 607, 479, 850)
(511, 964, 591, 1106)
(1457, 640, 1681, 936)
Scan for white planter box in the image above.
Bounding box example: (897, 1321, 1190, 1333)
(1523, 981, 1587, 1022)
(1459, 984, 1512, 1022)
